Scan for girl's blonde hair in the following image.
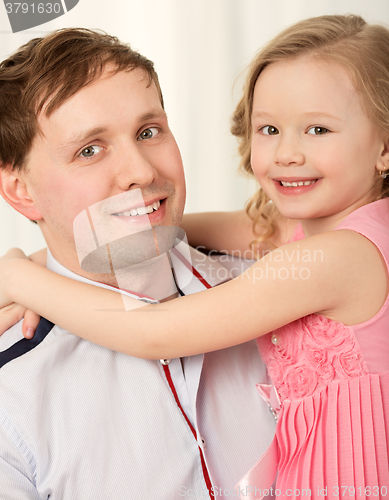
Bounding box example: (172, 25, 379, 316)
(232, 14, 389, 246)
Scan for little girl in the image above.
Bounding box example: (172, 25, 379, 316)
(1, 14, 389, 498)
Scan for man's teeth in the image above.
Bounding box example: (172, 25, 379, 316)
(116, 200, 160, 217)
(280, 180, 316, 187)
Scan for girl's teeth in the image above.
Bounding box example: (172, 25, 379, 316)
(280, 180, 316, 187)
(116, 200, 161, 217)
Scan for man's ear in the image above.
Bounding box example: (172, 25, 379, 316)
(0, 166, 43, 221)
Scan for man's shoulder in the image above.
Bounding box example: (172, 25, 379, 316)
(0, 318, 56, 371)
(0, 320, 24, 352)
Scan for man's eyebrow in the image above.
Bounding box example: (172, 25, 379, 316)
(63, 110, 167, 148)
(138, 109, 167, 122)
(63, 127, 109, 150)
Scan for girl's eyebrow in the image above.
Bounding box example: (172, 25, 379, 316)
(303, 111, 344, 122)
(251, 111, 344, 122)
(251, 111, 273, 120)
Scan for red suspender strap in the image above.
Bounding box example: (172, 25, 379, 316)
(162, 364, 214, 498)
(170, 247, 213, 290)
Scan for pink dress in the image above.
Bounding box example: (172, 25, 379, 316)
(257, 199, 389, 499)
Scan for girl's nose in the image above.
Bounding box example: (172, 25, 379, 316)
(274, 135, 305, 166)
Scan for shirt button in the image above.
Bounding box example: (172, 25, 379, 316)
(160, 359, 171, 365)
(199, 436, 206, 449)
(271, 334, 279, 345)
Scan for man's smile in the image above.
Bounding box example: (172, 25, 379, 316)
(113, 200, 161, 217)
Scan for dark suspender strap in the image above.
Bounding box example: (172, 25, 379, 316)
(0, 318, 54, 369)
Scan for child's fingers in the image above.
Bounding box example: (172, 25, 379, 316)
(0, 303, 26, 335)
(22, 310, 41, 339)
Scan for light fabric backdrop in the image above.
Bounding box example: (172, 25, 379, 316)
(0, 0, 388, 254)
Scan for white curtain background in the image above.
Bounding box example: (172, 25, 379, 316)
(0, 0, 388, 254)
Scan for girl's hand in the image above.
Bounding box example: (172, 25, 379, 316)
(0, 303, 40, 339)
(0, 248, 42, 339)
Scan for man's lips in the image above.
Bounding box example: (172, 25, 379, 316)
(113, 200, 161, 217)
(111, 198, 164, 217)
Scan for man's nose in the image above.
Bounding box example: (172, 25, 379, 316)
(114, 145, 158, 190)
(274, 134, 305, 167)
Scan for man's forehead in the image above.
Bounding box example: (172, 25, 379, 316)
(38, 66, 159, 118)
(36, 68, 166, 144)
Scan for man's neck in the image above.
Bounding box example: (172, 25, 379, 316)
(48, 248, 178, 302)
(113, 253, 178, 301)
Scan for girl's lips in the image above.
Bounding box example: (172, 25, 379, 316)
(273, 178, 321, 195)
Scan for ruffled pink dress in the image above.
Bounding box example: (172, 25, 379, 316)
(257, 199, 389, 499)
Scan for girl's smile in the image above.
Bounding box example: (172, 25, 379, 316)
(273, 177, 321, 195)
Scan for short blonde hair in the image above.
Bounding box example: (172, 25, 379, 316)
(0, 28, 163, 172)
(231, 14, 389, 245)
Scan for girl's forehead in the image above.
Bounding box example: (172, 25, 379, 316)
(252, 57, 358, 113)
(257, 56, 354, 91)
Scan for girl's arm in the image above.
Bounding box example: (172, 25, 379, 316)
(1, 229, 385, 359)
(0, 248, 45, 338)
(30, 248, 47, 267)
(181, 209, 298, 258)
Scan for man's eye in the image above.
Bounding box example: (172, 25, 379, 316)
(79, 145, 103, 158)
(260, 126, 279, 136)
(307, 126, 329, 135)
(138, 127, 160, 141)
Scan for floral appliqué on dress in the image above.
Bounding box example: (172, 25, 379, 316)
(257, 314, 368, 403)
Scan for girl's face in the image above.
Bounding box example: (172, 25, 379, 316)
(250, 57, 387, 234)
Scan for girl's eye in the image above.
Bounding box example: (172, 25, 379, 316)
(260, 125, 279, 136)
(307, 126, 329, 135)
(138, 127, 160, 141)
(79, 145, 103, 158)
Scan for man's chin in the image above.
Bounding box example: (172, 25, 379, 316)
(79, 225, 181, 273)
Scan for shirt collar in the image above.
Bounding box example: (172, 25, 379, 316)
(46, 249, 158, 303)
(46, 235, 214, 304)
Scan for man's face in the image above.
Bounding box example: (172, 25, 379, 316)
(23, 68, 186, 276)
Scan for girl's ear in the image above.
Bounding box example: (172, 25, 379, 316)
(377, 138, 389, 174)
(0, 166, 43, 221)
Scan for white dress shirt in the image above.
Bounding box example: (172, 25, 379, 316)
(0, 244, 275, 499)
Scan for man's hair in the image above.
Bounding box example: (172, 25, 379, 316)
(231, 14, 389, 247)
(0, 28, 163, 172)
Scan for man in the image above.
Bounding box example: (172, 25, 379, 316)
(0, 29, 275, 499)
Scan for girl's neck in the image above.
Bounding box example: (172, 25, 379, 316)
(300, 195, 376, 238)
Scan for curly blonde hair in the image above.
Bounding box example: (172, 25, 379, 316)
(231, 14, 389, 246)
